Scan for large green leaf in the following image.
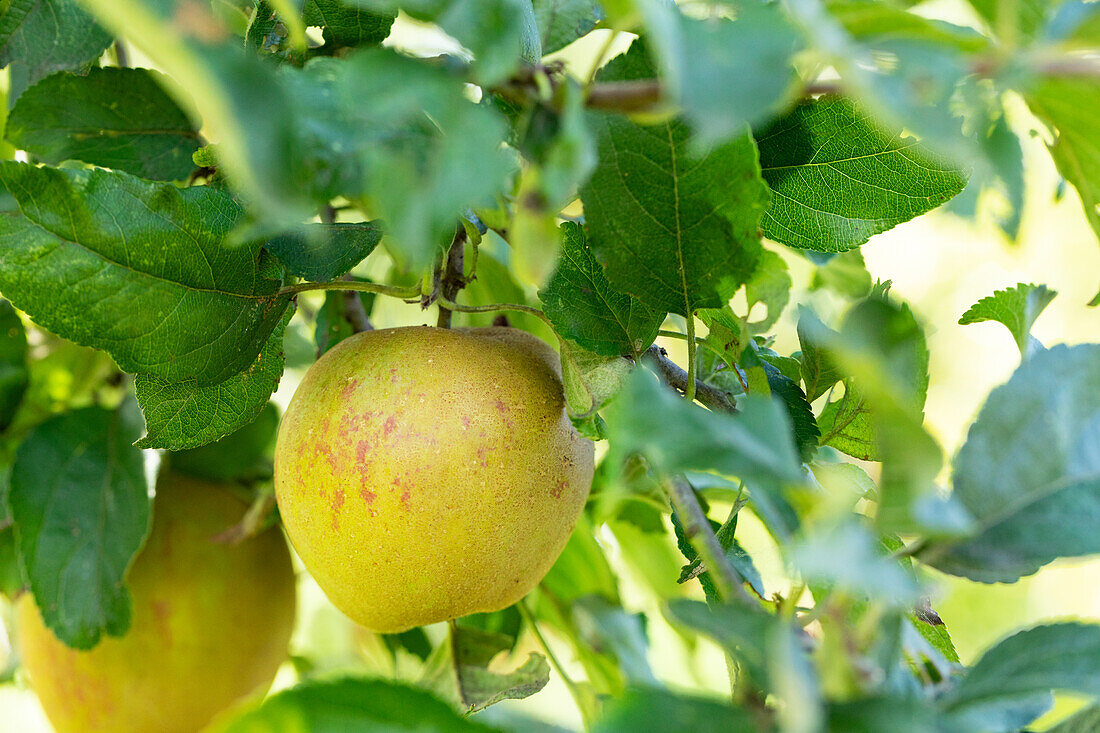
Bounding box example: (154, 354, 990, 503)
(1048, 705, 1100, 733)
(639, 0, 802, 147)
(9, 403, 151, 649)
(170, 402, 279, 482)
(756, 97, 966, 252)
(580, 42, 769, 316)
(0, 300, 28, 432)
(134, 308, 292, 451)
(922, 344, 1100, 582)
(304, 0, 395, 50)
(215, 677, 498, 732)
(941, 624, 1100, 728)
(7, 67, 201, 181)
(0, 0, 112, 96)
(540, 222, 663, 357)
(958, 282, 1056, 354)
(265, 222, 383, 282)
(0, 163, 289, 385)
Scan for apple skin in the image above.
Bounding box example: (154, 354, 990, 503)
(273, 326, 594, 633)
(16, 472, 296, 733)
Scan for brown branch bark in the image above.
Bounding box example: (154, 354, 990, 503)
(437, 225, 468, 328)
(644, 345, 737, 413)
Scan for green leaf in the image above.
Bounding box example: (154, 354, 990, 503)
(573, 596, 655, 686)
(808, 249, 873, 299)
(170, 402, 279, 482)
(0, 163, 289, 384)
(1026, 78, 1100, 248)
(825, 696, 939, 733)
(282, 49, 514, 270)
(668, 599, 820, 719)
(966, 0, 1049, 43)
(605, 369, 803, 535)
(0, 300, 28, 432)
(9, 403, 151, 649)
(532, 0, 601, 54)
(265, 222, 383, 282)
(756, 97, 966, 252)
(797, 308, 842, 402)
(315, 286, 375, 357)
(540, 222, 663, 357)
(1048, 705, 1100, 733)
(560, 338, 632, 419)
(134, 308, 293, 451)
(366, 0, 541, 85)
(827, 0, 989, 51)
(421, 624, 549, 713)
(922, 344, 1100, 582)
(942, 624, 1100, 728)
(791, 520, 922, 607)
(0, 0, 112, 96)
(639, 0, 802, 147)
(7, 67, 201, 180)
(593, 688, 756, 733)
(817, 382, 877, 460)
(580, 42, 769, 316)
(305, 0, 395, 50)
(744, 248, 792, 334)
(215, 677, 498, 732)
(759, 353, 820, 463)
(958, 282, 1057, 354)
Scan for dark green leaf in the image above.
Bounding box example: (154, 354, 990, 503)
(0, 163, 289, 385)
(594, 688, 756, 733)
(958, 282, 1056, 354)
(134, 308, 293, 451)
(540, 222, 663, 357)
(756, 97, 966, 252)
(532, 0, 601, 54)
(0, 300, 28, 432)
(942, 624, 1100, 727)
(797, 307, 842, 402)
(216, 677, 499, 732)
(580, 43, 769, 316)
(639, 0, 802, 146)
(9, 404, 151, 649)
(421, 624, 549, 713)
(922, 344, 1100, 582)
(0, 0, 112, 96)
(760, 354, 819, 462)
(266, 222, 383, 282)
(7, 68, 201, 180)
(170, 402, 279, 482)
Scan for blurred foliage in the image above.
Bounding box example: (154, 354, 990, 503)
(0, 0, 1099, 731)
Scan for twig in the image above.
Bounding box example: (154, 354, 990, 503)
(437, 225, 468, 328)
(667, 476, 755, 605)
(644, 345, 737, 413)
(278, 280, 421, 299)
(340, 275, 373, 333)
